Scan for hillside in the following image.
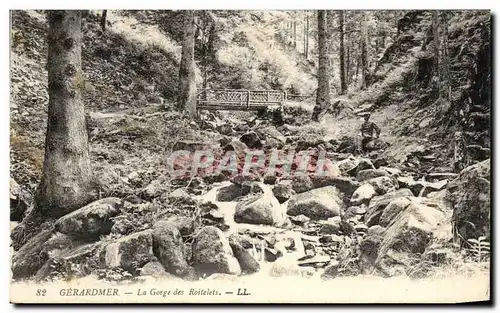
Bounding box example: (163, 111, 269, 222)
(9, 9, 490, 302)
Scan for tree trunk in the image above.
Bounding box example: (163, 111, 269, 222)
(293, 21, 297, 47)
(433, 10, 440, 74)
(177, 10, 197, 117)
(100, 10, 107, 31)
(305, 13, 309, 59)
(360, 12, 369, 89)
(36, 10, 95, 218)
(312, 10, 331, 122)
(339, 10, 347, 94)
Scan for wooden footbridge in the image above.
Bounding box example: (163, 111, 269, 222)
(196, 89, 287, 111)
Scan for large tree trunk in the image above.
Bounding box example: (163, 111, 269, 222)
(36, 10, 95, 218)
(293, 21, 297, 47)
(177, 10, 197, 117)
(312, 10, 331, 122)
(339, 10, 347, 94)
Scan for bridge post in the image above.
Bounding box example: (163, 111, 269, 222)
(246, 90, 250, 110)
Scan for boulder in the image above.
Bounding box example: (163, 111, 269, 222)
(140, 261, 177, 279)
(356, 169, 390, 182)
(321, 260, 340, 280)
(229, 235, 260, 274)
(370, 200, 449, 276)
(54, 197, 122, 240)
(398, 176, 448, 197)
(163, 216, 196, 237)
(290, 174, 314, 194)
(379, 197, 412, 227)
(335, 157, 360, 174)
(11, 229, 57, 279)
(287, 186, 344, 220)
(105, 230, 155, 275)
(216, 184, 241, 202)
(310, 176, 360, 198)
(239, 131, 263, 149)
(448, 159, 490, 240)
(290, 214, 310, 225)
(365, 176, 399, 195)
(151, 221, 189, 277)
(351, 184, 377, 205)
(364, 189, 414, 226)
(191, 226, 241, 276)
(234, 186, 286, 226)
(319, 217, 341, 234)
(272, 181, 295, 204)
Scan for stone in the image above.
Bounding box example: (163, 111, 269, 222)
(168, 188, 197, 205)
(216, 184, 242, 202)
(10, 178, 31, 222)
(356, 169, 390, 182)
(151, 221, 189, 277)
(142, 179, 169, 200)
(272, 182, 295, 203)
(335, 157, 360, 174)
(54, 197, 122, 240)
(379, 197, 412, 227)
(364, 189, 414, 226)
(354, 224, 369, 233)
(290, 174, 314, 194)
(105, 229, 155, 275)
(319, 218, 341, 234)
(222, 140, 247, 160)
(264, 247, 283, 262)
(140, 261, 177, 279)
(310, 176, 361, 198)
(163, 216, 196, 236)
(365, 176, 399, 195)
(351, 184, 377, 205)
(321, 260, 340, 279)
(230, 173, 261, 185)
(191, 226, 241, 276)
(287, 186, 344, 220)
(380, 167, 402, 177)
(297, 254, 331, 267)
(234, 187, 286, 226)
(229, 235, 260, 274)
(398, 176, 448, 197)
(11, 229, 55, 279)
(263, 173, 277, 185)
(290, 214, 310, 225)
(239, 131, 263, 149)
(355, 158, 376, 173)
(173, 139, 211, 152)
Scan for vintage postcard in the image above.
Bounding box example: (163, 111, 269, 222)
(9, 8, 491, 304)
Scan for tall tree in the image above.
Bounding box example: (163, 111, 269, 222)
(100, 10, 107, 32)
(360, 11, 369, 89)
(339, 10, 347, 94)
(36, 10, 95, 218)
(312, 10, 331, 122)
(305, 12, 309, 59)
(432, 10, 440, 75)
(177, 10, 197, 117)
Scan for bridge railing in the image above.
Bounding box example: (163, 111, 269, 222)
(196, 89, 286, 111)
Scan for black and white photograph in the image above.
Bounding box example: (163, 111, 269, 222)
(8, 6, 491, 304)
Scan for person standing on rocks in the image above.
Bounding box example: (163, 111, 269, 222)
(356, 113, 381, 154)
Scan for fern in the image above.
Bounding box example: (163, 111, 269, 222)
(466, 236, 490, 262)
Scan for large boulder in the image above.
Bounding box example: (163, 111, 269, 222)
(335, 157, 360, 174)
(287, 186, 344, 220)
(290, 174, 314, 194)
(397, 176, 448, 197)
(151, 221, 189, 277)
(361, 199, 450, 277)
(351, 184, 377, 205)
(234, 185, 286, 226)
(192, 226, 241, 276)
(105, 230, 155, 275)
(448, 159, 490, 240)
(364, 189, 414, 226)
(54, 198, 122, 240)
(216, 184, 242, 202)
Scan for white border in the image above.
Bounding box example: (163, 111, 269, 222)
(1, 0, 498, 311)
